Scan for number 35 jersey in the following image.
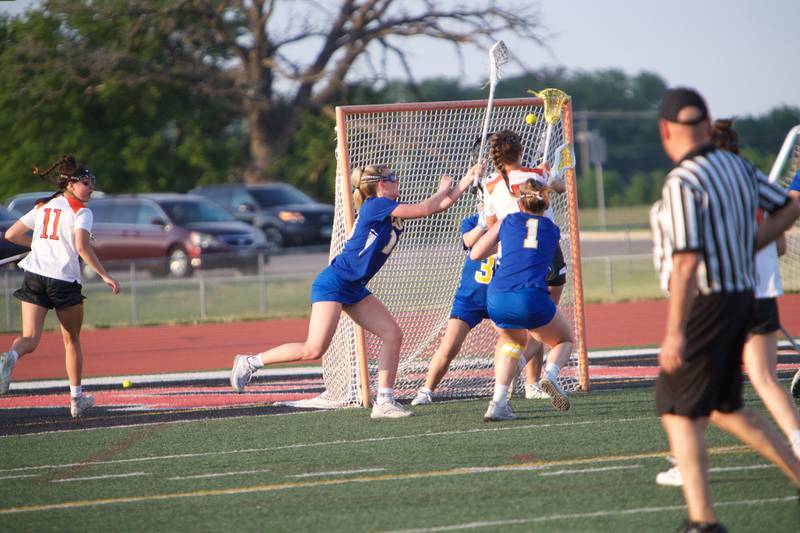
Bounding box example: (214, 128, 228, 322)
(492, 212, 559, 292)
(18, 194, 94, 283)
(330, 196, 403, 286)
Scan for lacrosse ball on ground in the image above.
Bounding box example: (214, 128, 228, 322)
(525, 113, 537, 125)
(122, 379, 133, 389)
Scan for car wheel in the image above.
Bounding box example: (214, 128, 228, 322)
(262, 227, 284, 253)
(167, 247, 193, 278)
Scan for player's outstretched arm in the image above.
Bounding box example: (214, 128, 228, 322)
(392, 163, 483, 219)
(469, 221, 500, 261)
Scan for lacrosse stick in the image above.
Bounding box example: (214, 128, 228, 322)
(549, 141, 576, 182)
(0, 252, 28, 268)
(528, 88, 570, 172)
(471, 40, 509, 194)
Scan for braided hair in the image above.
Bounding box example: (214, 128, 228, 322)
(32, 155, 94, 203)
(489, 130, 523, 189)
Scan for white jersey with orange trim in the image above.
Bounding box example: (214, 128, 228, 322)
(18, 194, 93, 283)
(483, 167, 552, 221)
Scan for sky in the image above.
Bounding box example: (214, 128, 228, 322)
(2, 0, 798, 118)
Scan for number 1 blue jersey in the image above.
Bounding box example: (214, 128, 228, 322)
(491, 212, 559, 291)
(329, 196, 402, 285)
(454, 215, 493, 308)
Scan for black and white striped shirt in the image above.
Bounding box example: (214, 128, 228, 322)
(650, 144, 788, 295)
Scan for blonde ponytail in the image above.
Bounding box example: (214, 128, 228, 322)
(351, 164, 387, 211)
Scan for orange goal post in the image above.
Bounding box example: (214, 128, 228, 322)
(305, 97, 588, 409)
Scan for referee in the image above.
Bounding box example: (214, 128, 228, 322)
(650, 87, 800, 533)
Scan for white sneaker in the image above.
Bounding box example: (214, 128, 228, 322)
(371, 400, 413, 419)
(231, 354, 257, 392)
(791, 439, 800, 461)
(483, 400, 516, 422)
(0, 351, 16, 395)
(540, 376, 570, 411)
(525, 383, 550, 400)
(411, 389, 433, 406)
(791, 368, 800, 399)
(70, 394, 94, 418)
(656, 465, 683, 487)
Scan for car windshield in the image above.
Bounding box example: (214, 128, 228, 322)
(158, 199, 236, 224)
(249, 186, 313, 207)
(0, 206, 18, 222)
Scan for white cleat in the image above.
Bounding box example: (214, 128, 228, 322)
(410, 389, 433, 406)
(483, 400, 516, 422)
(656, 466, 683, 487)
(231, 354, 256, 393)
(0, 351, 16, 395)
(791, 368, 800, 399)
(371, 400, 413, 419)
(525, 383, 550, 400)
(539, 377, 570, 411)
(70, 394, 95, 418)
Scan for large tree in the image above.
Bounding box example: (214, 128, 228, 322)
(39, 0, 547, 182)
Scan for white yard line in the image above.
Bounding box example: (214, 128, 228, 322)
(168, 468, 272, 481)
(539, 464, 642, 476)
(0, 416, 651, 474)
(288, 468, 386, 478)
(50, 472, 149, 483)
(379, 496, 797, 532)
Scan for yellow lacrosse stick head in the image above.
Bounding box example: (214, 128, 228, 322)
(527, 88, 570, 125)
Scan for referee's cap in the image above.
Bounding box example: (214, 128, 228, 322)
(658, 87, 709, 125)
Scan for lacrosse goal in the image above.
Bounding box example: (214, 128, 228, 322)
(771, 125, 800, 292)
(308, 97, 588, 408)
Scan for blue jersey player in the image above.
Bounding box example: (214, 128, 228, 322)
(230, 162, 483, 419)
(410, 212, 496, 406)
(471, 179, 574, 421)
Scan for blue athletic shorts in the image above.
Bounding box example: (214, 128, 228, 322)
(449, 296, 489, 329)
(311, 266, 371, 305)
(488, 287, 556, 330)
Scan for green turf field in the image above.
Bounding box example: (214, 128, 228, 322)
(1, 386, 797, 532)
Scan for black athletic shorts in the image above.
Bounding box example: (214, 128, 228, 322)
(749, 297, 780, 335)
(655, 291, 754, 418)
(14, 271, 85, 310)
(546, 244, 567, 287)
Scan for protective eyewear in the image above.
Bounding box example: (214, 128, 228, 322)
(363, 171, 397, 184)
(71, 167, 96, 187)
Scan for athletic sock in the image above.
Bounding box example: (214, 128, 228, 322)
(8, 350, 19, 364)
(492, 384, 509, 404)
(376, 387, 394, 405)
(69, 385, 82, 399)
(250, 354, 265, 368)
(790, 430, 800, 458)
(544, 363, 561, 381)
(418, 387, 432, 396)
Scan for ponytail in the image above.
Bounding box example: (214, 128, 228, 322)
(489, 130, 523, 189)
(32, 155, 82, 203)
(351, 164, 387, 211)
(711, 118, 739, 154)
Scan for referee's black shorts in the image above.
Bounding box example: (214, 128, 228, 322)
(655, 291, 755, 418)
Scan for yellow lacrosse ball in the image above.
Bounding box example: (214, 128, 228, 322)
(525, 113, 537, 125)
(122, 380, 133, 389)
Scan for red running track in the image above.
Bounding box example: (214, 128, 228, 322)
(4, 295, 800, 381)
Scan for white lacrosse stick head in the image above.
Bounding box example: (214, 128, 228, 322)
(488, 40, 509, 85)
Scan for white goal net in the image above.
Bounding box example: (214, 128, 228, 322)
(305, 97, 588, 409)
(771, 125, 800, 293)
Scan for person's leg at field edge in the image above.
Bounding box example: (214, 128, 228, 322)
(524, 284, 563, 386)
(743, 331, 800, 455)
(1, 301, 48, 394)
(710, 407, 800, 486)
(661, 414, 715, 523)
(10, 301, 48, 359)
(256, 300, 343, 366)
(55, 303, 85, 389)
(420, 318, 471, 392)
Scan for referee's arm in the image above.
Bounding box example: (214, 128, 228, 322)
(659, 251, 700, 374)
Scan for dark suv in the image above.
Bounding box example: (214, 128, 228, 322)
(0, 205, 29, 264)
(88, 194, 269, 277)
(190, 183, 334, 252)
